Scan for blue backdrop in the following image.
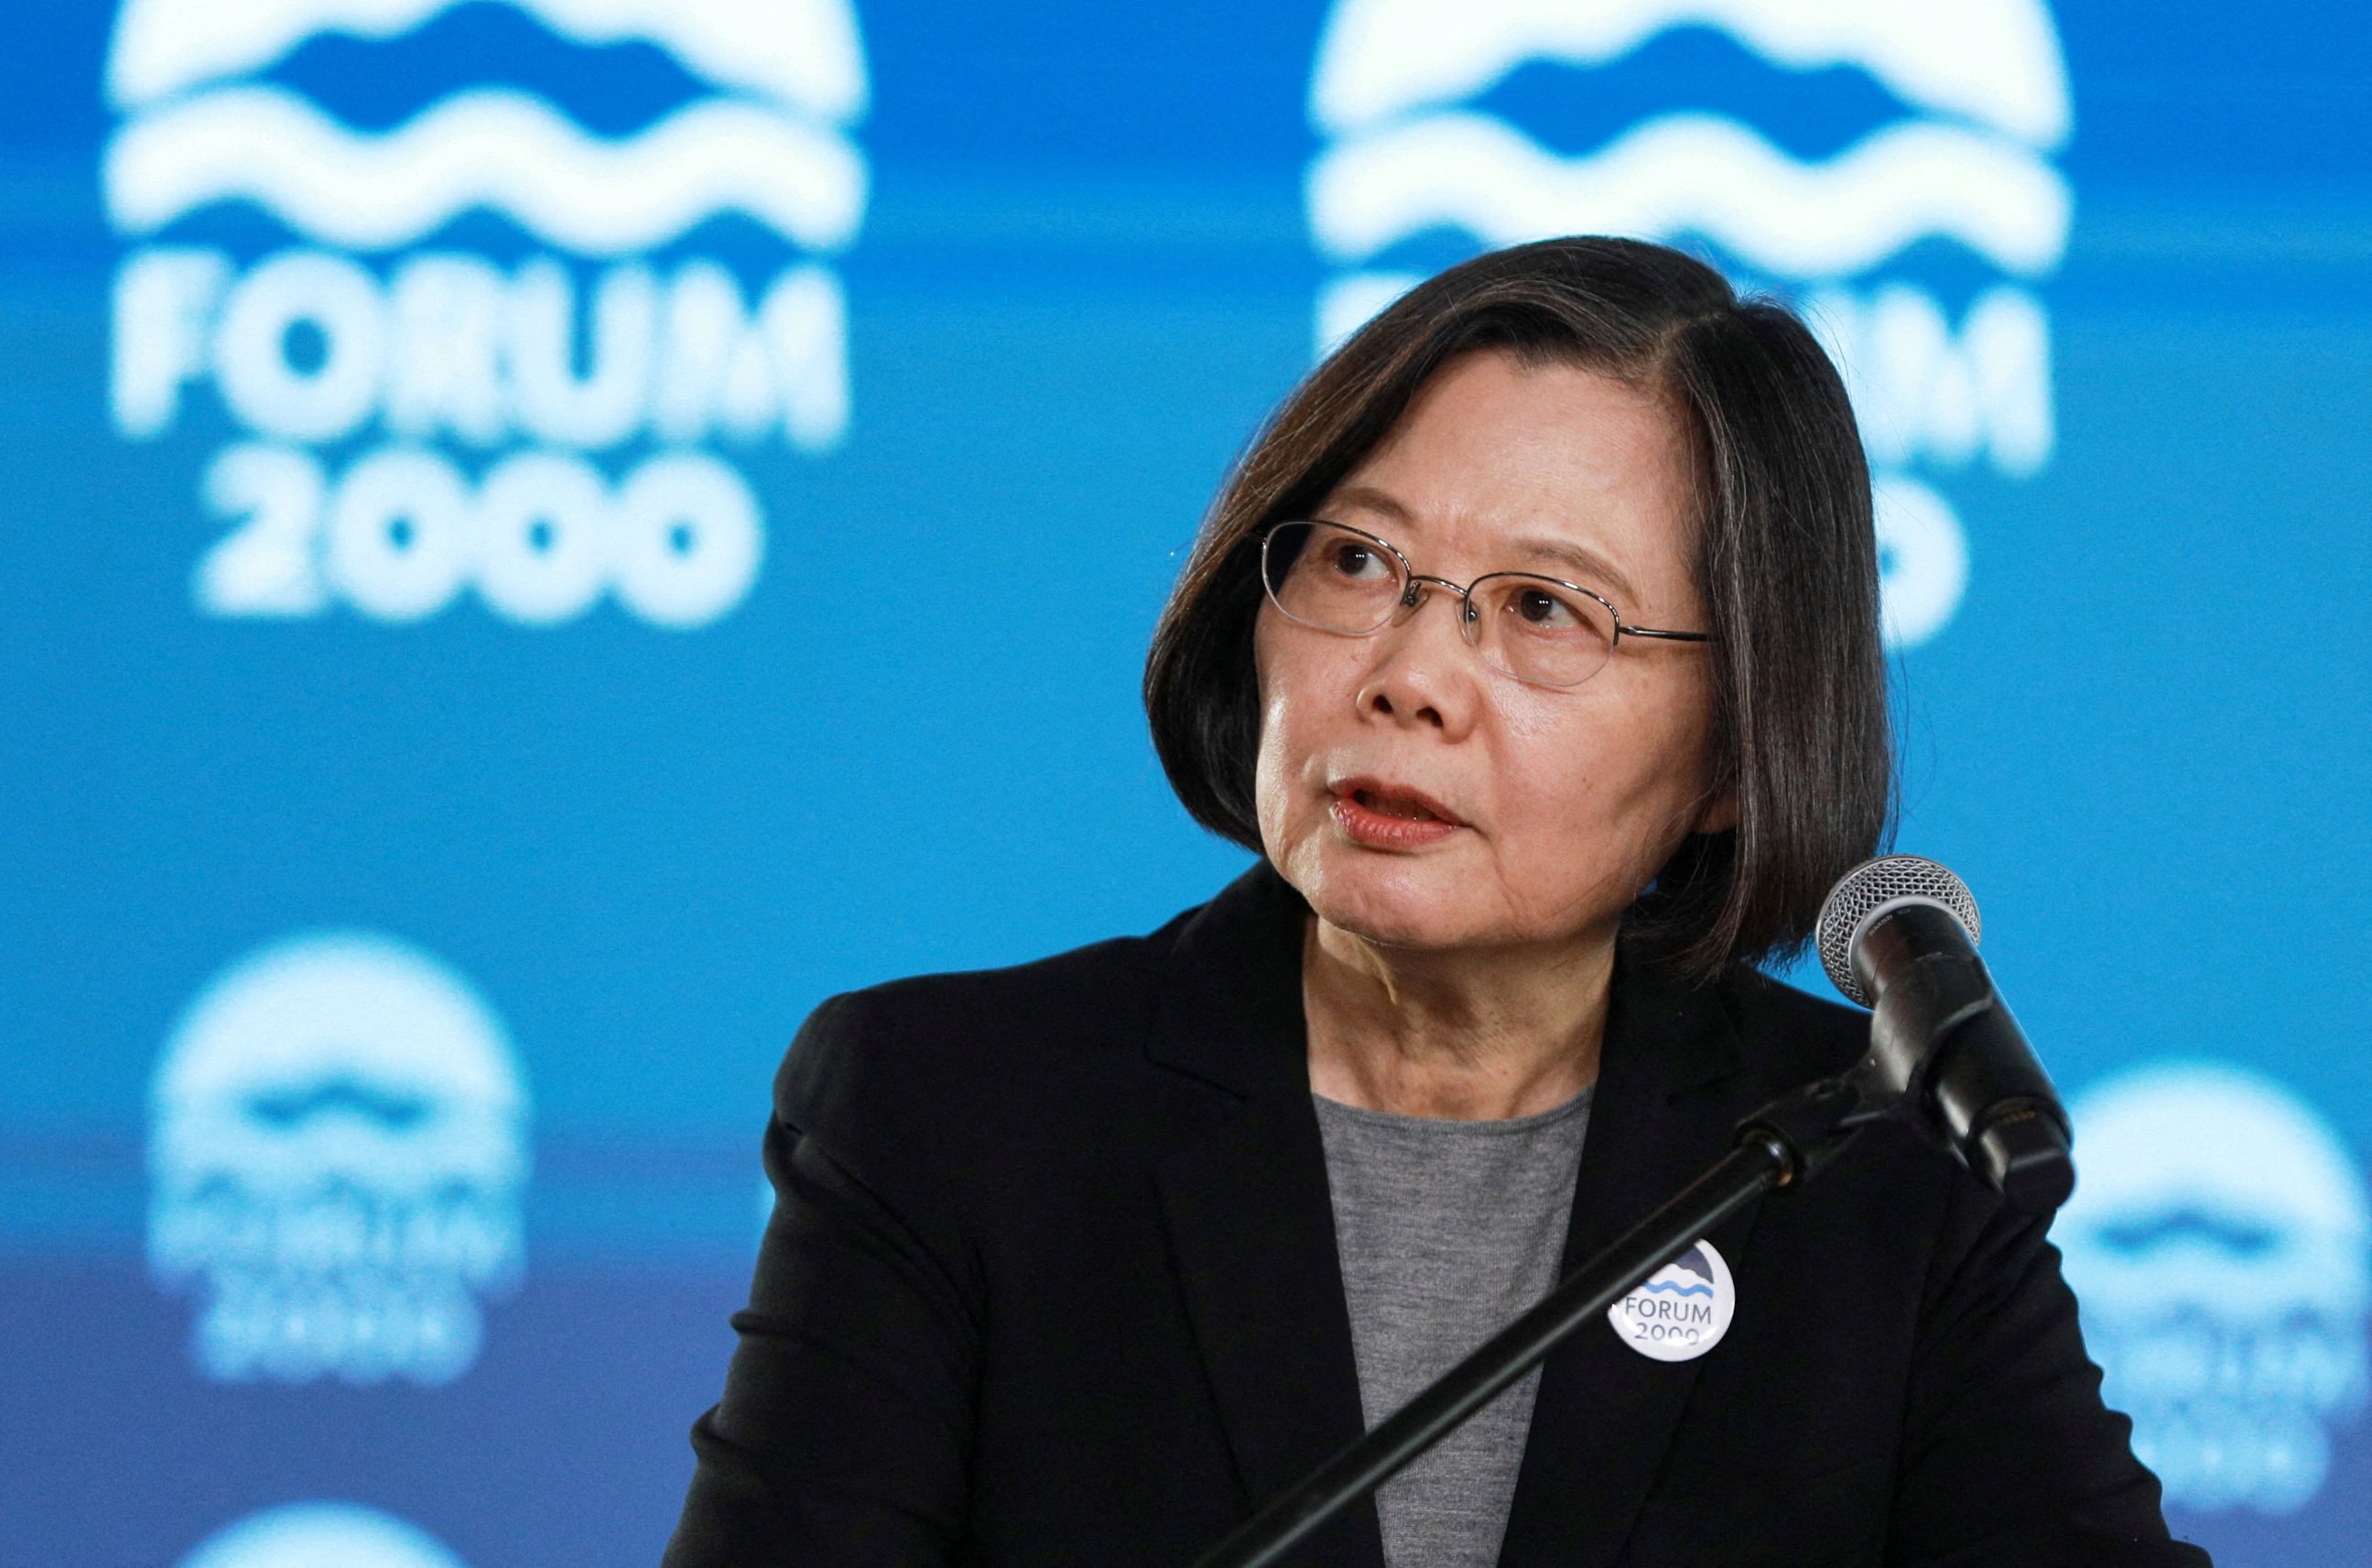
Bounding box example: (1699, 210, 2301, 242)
(4, 3, 2367, 1565)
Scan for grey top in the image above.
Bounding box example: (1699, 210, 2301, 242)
(1313, 1087, 1594, 1568)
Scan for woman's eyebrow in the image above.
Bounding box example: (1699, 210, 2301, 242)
(1510, 535, 1639, 604)
(1325, 483, 1412, 525)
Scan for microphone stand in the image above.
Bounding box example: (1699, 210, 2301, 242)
(1186, 1069, 1928, 1568)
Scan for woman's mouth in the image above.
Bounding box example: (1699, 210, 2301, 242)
(1328, 781, 1465, 849)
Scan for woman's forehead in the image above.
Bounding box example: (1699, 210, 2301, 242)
(1325, 353, 1698, 582)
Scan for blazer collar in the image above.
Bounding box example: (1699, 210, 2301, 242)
(1145, 860, 1771, 1568)
(1146, 860, 1382, 1567)
(1496, 948, 1771, 1568)
(1144, 857, 1315, 1101)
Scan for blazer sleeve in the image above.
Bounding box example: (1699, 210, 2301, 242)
(1886, 1165, 2209, 1567)
(666, 992, 982, 1568)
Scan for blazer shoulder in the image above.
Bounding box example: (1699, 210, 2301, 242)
(1720, 964, 1871, 1089)
(773, 900, 1202, 1144)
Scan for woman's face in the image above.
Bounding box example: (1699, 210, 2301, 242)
(1253, 348, 1731, 955)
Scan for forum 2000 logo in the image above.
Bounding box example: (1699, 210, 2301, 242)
(103, 0, 868, 630)
(1305, 0, 2073, 650)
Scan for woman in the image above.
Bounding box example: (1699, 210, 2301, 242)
(667, 239, 2201, 1567)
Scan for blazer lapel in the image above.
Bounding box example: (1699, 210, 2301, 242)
(1147, 863, 1389, 1568)
(1495, 957, 1773, 1568)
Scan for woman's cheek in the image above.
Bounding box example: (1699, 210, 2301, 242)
(1500, 737, 1653, 911)
(1252, 693, 1316, 862)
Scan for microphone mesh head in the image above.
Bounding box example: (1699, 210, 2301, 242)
(1815, 855, 1982, 1006)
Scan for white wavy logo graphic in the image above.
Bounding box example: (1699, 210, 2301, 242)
(2058, 1062, 2369, 1513)
(150, 931, 531, 1385)
(107, 86, 866, 255)
(1310, 111, 2068, 278)
(1312, 0, 2068, 144)
(179, 1502, 470, 1568)
(109, 0, 865, 120)
(104, 0, 866, 631)
(1304, 0, 2073, 652)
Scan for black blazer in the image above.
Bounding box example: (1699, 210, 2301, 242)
(668, 862, 2204, 1568)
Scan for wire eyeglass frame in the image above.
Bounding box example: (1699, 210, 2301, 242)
(1256, 518, 1712, 691)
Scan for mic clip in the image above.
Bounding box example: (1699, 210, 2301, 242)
(1740, 902, 2076, 1213)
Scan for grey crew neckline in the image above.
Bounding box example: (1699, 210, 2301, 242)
(1311, 1083, 1595, 1136)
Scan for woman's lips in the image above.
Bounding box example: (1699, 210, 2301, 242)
(1327, 781, 1466, 850)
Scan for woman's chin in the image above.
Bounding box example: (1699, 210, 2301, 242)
(1287, 844, 1489, 951)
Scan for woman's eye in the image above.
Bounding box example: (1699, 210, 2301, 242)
(1514, 588, 1576, 627)
(1328, 545, 1381, 578)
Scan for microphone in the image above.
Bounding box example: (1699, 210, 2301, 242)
(1816, 856, 2074, 1213)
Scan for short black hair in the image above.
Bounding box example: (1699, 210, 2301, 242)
(1143, 236, 1893, 979)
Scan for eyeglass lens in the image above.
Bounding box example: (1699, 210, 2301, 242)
(1261, 520, 1618, 688)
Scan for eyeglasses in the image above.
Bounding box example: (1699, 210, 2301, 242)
(1257, 519, 1711, 691)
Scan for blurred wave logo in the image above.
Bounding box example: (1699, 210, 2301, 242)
(2057, 1062, 2370, 1514)
(179, 1502, 470, 1568)
(103, 0, 868, 629)
(1304, 0, 2074, 648)
(149, 933, 531, 1385)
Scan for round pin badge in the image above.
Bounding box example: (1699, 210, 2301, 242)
(1607, 1238, 1735, 1362)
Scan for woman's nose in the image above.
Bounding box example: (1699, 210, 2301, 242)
(1355, 586, 1481, 735)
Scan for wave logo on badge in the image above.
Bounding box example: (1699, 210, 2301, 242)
(1304, 0, 2074, 648)
(2057, 1061, 2370, 1514)
(103, 0, 867, 629)
(149, 933, 531, 1385)
(1608, 1238, 1736, 1361)
(179, 1502, 470, 1568)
